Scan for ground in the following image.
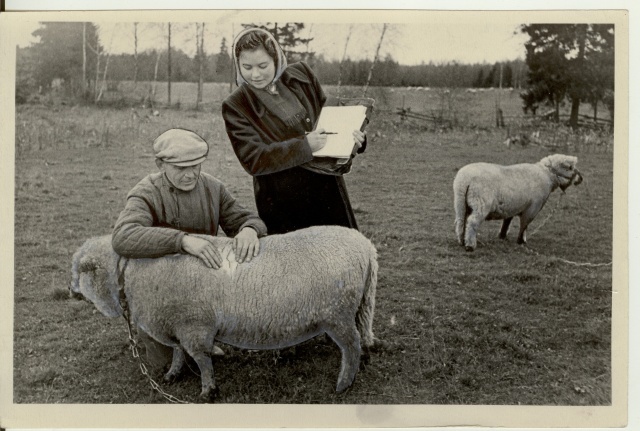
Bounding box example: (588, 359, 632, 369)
(12, 85, 614, 405)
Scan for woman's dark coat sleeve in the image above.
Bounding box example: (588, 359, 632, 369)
(222, 101, 314, 176)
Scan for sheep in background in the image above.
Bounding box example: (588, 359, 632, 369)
(453, 154, 583, 251)
(70, 225, 378, 401)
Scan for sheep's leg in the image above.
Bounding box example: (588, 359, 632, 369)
(177, 327, 219, 401)
(517, 216, 530, 244)
(464, 211, 485, 251)
(499, 218, 513, 240)
(164, 347, 186, 383)
(326, 324, 361, 393)
(517, 208, 540, 244)
(455, 217, 466, 246)
(453, 183, 470, 246)
(190, 352, 219, 402)
(517, 226, 527, 244)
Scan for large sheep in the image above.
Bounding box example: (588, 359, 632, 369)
(70, 225, 378, 401)
(453, 154, 583, 251)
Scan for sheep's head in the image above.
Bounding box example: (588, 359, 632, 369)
(70, 237, 123, 318)
(540, 154, 582, 191)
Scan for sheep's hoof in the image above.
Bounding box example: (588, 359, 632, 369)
(163, 371, 182, 384)
(360, 350, 371, 368)
(517, 238, 526, 245)
(200, 385, 220, 403)
(464, 246, 475, 252)
(369, 337, 393, 353)
(336, 380, 353, 394)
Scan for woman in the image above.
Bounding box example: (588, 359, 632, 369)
(222, 27, 366, 234)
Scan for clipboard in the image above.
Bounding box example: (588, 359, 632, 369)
(311, 97, 375, 160)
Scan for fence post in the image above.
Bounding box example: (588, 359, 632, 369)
(495, 106, 504, 128)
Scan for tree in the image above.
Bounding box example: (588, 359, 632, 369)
(241, 23, 314, 63)
(133, 22, 139, 86)
(521, 24, 615, 129)
(484, 65, 496, 88)
(336, 25, 353, 93)
(82, 23, 87, 96)
(95, 24, 118, 103)
(16, 47, 37, 103)
(503, 63, 513, 88)
(167, 23, 172, 106)
(363, 23, 388, 97)
(194, 23, 206, 109)
(473, 69, 485, 88)
(31, 22, 100, 96)
(583, 25, 615, 124)
(215, 37, 231, 82)
(373, 54, 401, 87)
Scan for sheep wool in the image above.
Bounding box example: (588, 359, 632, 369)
(453, 154, 583, 251)
(70, 225, 378, 401)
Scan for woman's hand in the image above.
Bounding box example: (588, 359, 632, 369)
(306, 128, 328, 152)
(233, 227, 260, 263)
(181, 235, 222, 269)
(352, 130, 366, 150)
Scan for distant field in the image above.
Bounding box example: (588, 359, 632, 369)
(13, 86, 614, 407)
(103, 80, 611, 129)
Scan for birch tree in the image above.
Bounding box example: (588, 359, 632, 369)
(167, 22, 172, 106)
(337, 24, 353, 95)
(363, 23, 388, 97)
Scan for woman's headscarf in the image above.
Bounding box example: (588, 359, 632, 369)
(232, 27, 288, 87)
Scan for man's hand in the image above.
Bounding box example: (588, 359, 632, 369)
(233, 227, 260, 263)
(181, 235, 222, 269)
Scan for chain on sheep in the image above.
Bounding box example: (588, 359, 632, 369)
(526, 190, 564, 239)
(523, 243, 612, 268)
(117, 256, 190, 404)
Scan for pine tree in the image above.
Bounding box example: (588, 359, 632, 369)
(473, 69, 484, 88)
(215, 37, 231, 81)
(241, 23, 314, 63)
(521, 24, 614, 128)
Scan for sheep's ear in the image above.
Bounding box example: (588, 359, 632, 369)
(561, 157, 578, 171)
(79, 256, 99, 273)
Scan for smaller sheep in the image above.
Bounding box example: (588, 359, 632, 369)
(453, 154, 583, 251)
(70, 225, 378, 401)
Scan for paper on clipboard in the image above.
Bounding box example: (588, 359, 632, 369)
(311, 105, 368, 158)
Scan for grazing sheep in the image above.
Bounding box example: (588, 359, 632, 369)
(70, 225, 378, 400)
(453, 154, 583, 251)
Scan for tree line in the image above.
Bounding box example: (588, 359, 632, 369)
(16, 22, 527, 99)
(30, 49, 526, 88)
(16, 22, 615, 130)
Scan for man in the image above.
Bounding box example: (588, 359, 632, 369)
(112, 128, 267, 368)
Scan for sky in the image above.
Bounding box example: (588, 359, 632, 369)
(15, 17, 529, 66)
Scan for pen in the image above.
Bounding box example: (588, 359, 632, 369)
(306, 132, 338, 135)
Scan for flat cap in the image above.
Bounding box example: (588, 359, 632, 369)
(153, 129, 209, 166)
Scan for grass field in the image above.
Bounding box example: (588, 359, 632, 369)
(13, 85, 614, 405)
